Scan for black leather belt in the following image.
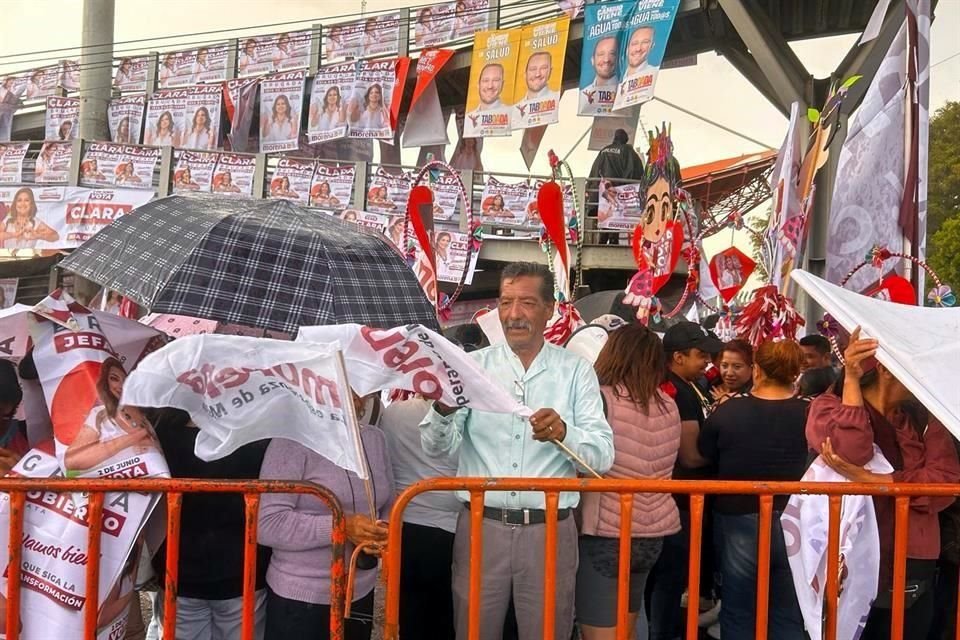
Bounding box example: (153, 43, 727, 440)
(475, 505, 572, 526)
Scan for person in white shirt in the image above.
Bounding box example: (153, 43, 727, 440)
(309, 85, 346, 133)
(271, 34, 291, 68)
(190, 47, 210, 83)
(350, 83, 390, 133)
(581, 35, 619, 108)
(261, 94, 297, 143)
(623, 26, 655, 80)
(238, 39, 258, 75)
(147, 110, 177, 147)
(182, 106, 213, 150)
(114, 58, 135, 89)
(158, 54, 176, 88)
(466, 63, 505, 128)
(520, 52, 557, 102)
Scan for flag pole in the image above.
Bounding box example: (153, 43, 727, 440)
(333, 349, 377, 521)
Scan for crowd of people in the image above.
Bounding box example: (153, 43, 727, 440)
(2, 260, 959, 640)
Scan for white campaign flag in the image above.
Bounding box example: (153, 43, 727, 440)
(790, 269, 960, 439)
(297, 323, 526, 416)
(121, 335, 366, 477)
(782, 447, 892, 640)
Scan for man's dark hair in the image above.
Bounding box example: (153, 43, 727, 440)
(500, 262, 555, 303)
(799, 334, 831, 356)
(0, 360, 22, 412)
(613, 129, 628, 144)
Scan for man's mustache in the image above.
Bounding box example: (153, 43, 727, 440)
(505, 320, 531, 331)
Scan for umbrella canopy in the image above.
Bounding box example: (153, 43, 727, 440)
(60, 194, 439, 334)
(141, 313, 291, 340)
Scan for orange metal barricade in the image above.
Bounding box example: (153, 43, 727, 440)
(0, 478, 347, 640)
(383, 477, 960, 640)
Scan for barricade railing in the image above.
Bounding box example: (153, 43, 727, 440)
(383, 477, 960, 640)
(0, 478, 347, 640)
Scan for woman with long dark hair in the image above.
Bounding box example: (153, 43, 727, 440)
(576, 323, 681, 640)
(807, 327, 960, 639)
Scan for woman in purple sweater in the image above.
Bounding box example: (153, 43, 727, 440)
(258, 408, 394, 640)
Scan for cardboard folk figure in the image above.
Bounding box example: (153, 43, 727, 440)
(623, 124, 683, 323)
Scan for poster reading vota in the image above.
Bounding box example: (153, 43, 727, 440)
(307, 62, 354, 144)
(464, 29, 520, 138)
(310, 164, 355, 211)
(0, 142, 28, 184)
(113, 56, 150, 92)
(237, 30, 313, 78)
(613, 0, 681, 111)
(173, 150, 217, 193)
(35, 142, 73, 184)
(366, 168, 411, 216)
(144, 88, 188, 147)
(597, 178, 643, 230)
(512, 17, 569, 130)
(181, 85, 223, 150)
(348, 60, 396, 140)
(430, 173, 463, 222)
(108, 94, 146, 145)
(454, 0, 492, 39)
(44, 97, 79, 141)
(579, 2, 627, 117)
(0, 186, 155, 249)
(157, 43, 229, 89)
(268, 156, 315, 205)
(435, 230, 478, 284)
(480, 176, 532, 226)
(259, 69, 306, 153)
(79, 143, 160, 190)
(414, 3, 456, 47)
(212, 153, 256, 197)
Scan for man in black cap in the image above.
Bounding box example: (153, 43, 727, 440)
(588, 129, 644, 245)
(648, 320, 724, 640)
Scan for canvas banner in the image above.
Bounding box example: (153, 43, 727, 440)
(238, 30, 313, 77)
(259, 70, 306, 153)
(580, 2, 627, 117)
(764, 102, 805, 290)
(158, 44, 229, 89)
(121, 335, 365, 475)
(612, 0, 681, 111)
(348, 59, 398, 141)
(403, 50, 454, 148)
(0, 186, 155, 250)
(307, 62, 354, 145)
(480, 176, 533, 226)
(465, 28, 520, 138)
(107, 95, 146, 145)
(173, 150, 218, 193)
(35, 142, 73, 185)
(0, 142, 29, 185)
(113, 56, 149, 93)
(513, 17, 568, 130)
(310, 164, 354, 211)
(268, 157, 315, 205)
(212, 153, 256, 196)
(44, 97, 79, 141)
(79, 142, 159, 190)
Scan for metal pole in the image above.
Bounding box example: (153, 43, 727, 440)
(78, 0, 115, 141)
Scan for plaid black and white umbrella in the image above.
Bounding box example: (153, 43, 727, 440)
(60, 194, 439, 333)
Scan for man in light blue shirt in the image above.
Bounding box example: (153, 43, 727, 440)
(420, 262, 614, 640)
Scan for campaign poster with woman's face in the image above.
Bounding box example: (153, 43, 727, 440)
(434, 229, 478, 284)
(158, 44, 229, 88)
(268, 156, 315, 205)
(144, 88, 189, 147)
(259, 70, 306, 153)
(366, 168, 411, 216)
(479, 176, 532, 226)
(347, 60, 396, 140)
(0, 278, 17, 308)
(453, 0, 492, 39)
(415, 3, 456, 47)
(307, 62, 354, 144)
(34, 142, 73, 185)
(44, 97, 79, 141)
(238, 30, 313, 78)
(0, 143, 28, 185)
(113, 56, 149, 92)
(108, 95, 146, 145)
(173, 150, 218, 194)
(181, 85, 223, 150)
(212, 153, 256, 197)
(430, 173, 464, 222)
(310, 164, 355, 211)
(79, 142, 160, 191)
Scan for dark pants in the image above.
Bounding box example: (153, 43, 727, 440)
(715, 512, 804, 640)
(400, 522, 455, 640)
(863, 560, 937, 640)
(264, 587, 374, 640)
(929, 561, 958, 640)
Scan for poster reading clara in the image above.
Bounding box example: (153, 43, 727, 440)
(113, 56, 150, 92)
(464, 29, 520, 138)
(0, 142, 29, 184)
(79, 143, 160, 190)
(579, 2, 627, 117)
(310, 164, 355, 211)
(44, 97, 79, 141)
(435, 229, 478, 284)
(144, 88, 189, 147)
(597, 179, 642, 230)
(366, 169, 410, 216)
(35, 142, 73, 185)
(173, 150, 218, 194)
(268, 157, 315, 205)
(108, 95, 146, 145)
(480, 176, 532, 226)
(348, 59, 397, 141)
(181, 85, 223, 150)
(430, 173, 463, 222)
(158, 43, 229, 88)
(238, 30, 313, 77)
(307, 62, 354, 144)
(612, 0, 681, 111)
(259, 70, 306, 153)
(212, 153, 256, 197)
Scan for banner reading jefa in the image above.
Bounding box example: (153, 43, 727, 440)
(464, 28, 520, 138)
(612, 0, 681, 111)
(513, 16, 569, 130)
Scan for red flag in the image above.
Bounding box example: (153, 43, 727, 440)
(411, 49, 455, 109)
(408, 185, 436, 270)
(390, 57, 413, 132)
(537, 181, 568, 270)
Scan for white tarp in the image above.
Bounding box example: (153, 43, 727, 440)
(790, 269, 960, 439)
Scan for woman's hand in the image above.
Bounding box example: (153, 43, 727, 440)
(843, 326, 878, 381)
(710, 386, 728, 402)
(821, 437, 892, 483)
(0, 447, 22, 475)
(345, 514, 388, 553)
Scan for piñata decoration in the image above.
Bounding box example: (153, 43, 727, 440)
(708, 247, 756, 303)
(734, 285, 805, 347)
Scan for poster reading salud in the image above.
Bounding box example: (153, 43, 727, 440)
(79, 143, 160, 190)
(612, 0, 681, 111)
(173, 150, 218, 193)
(108, 95, 146, 145)
(35, 142, 73, 184)
(113, 56, 150, 92)
(311, 164, 355, 211)
(348, 60, 397, 140)
(212, 153, 256, 196)
(0, 186, 154, 249)
(158, 43, 229, 88)
(0, 142, 29, 184)
(512, 17, 569, 130)
(259, 70, 306, 153)
(307, 62, 354, 144)
(579, 2, 627, 117)
(464, 29, 520, 138)
(268, 157, 314, 205)
(238, 30, 313, 77)
(480, 176, 532, 226)
(44, 97, 80, 141)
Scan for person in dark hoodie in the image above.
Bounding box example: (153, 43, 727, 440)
(151, 408, 272, 640)
(588, 128, 644, 245)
